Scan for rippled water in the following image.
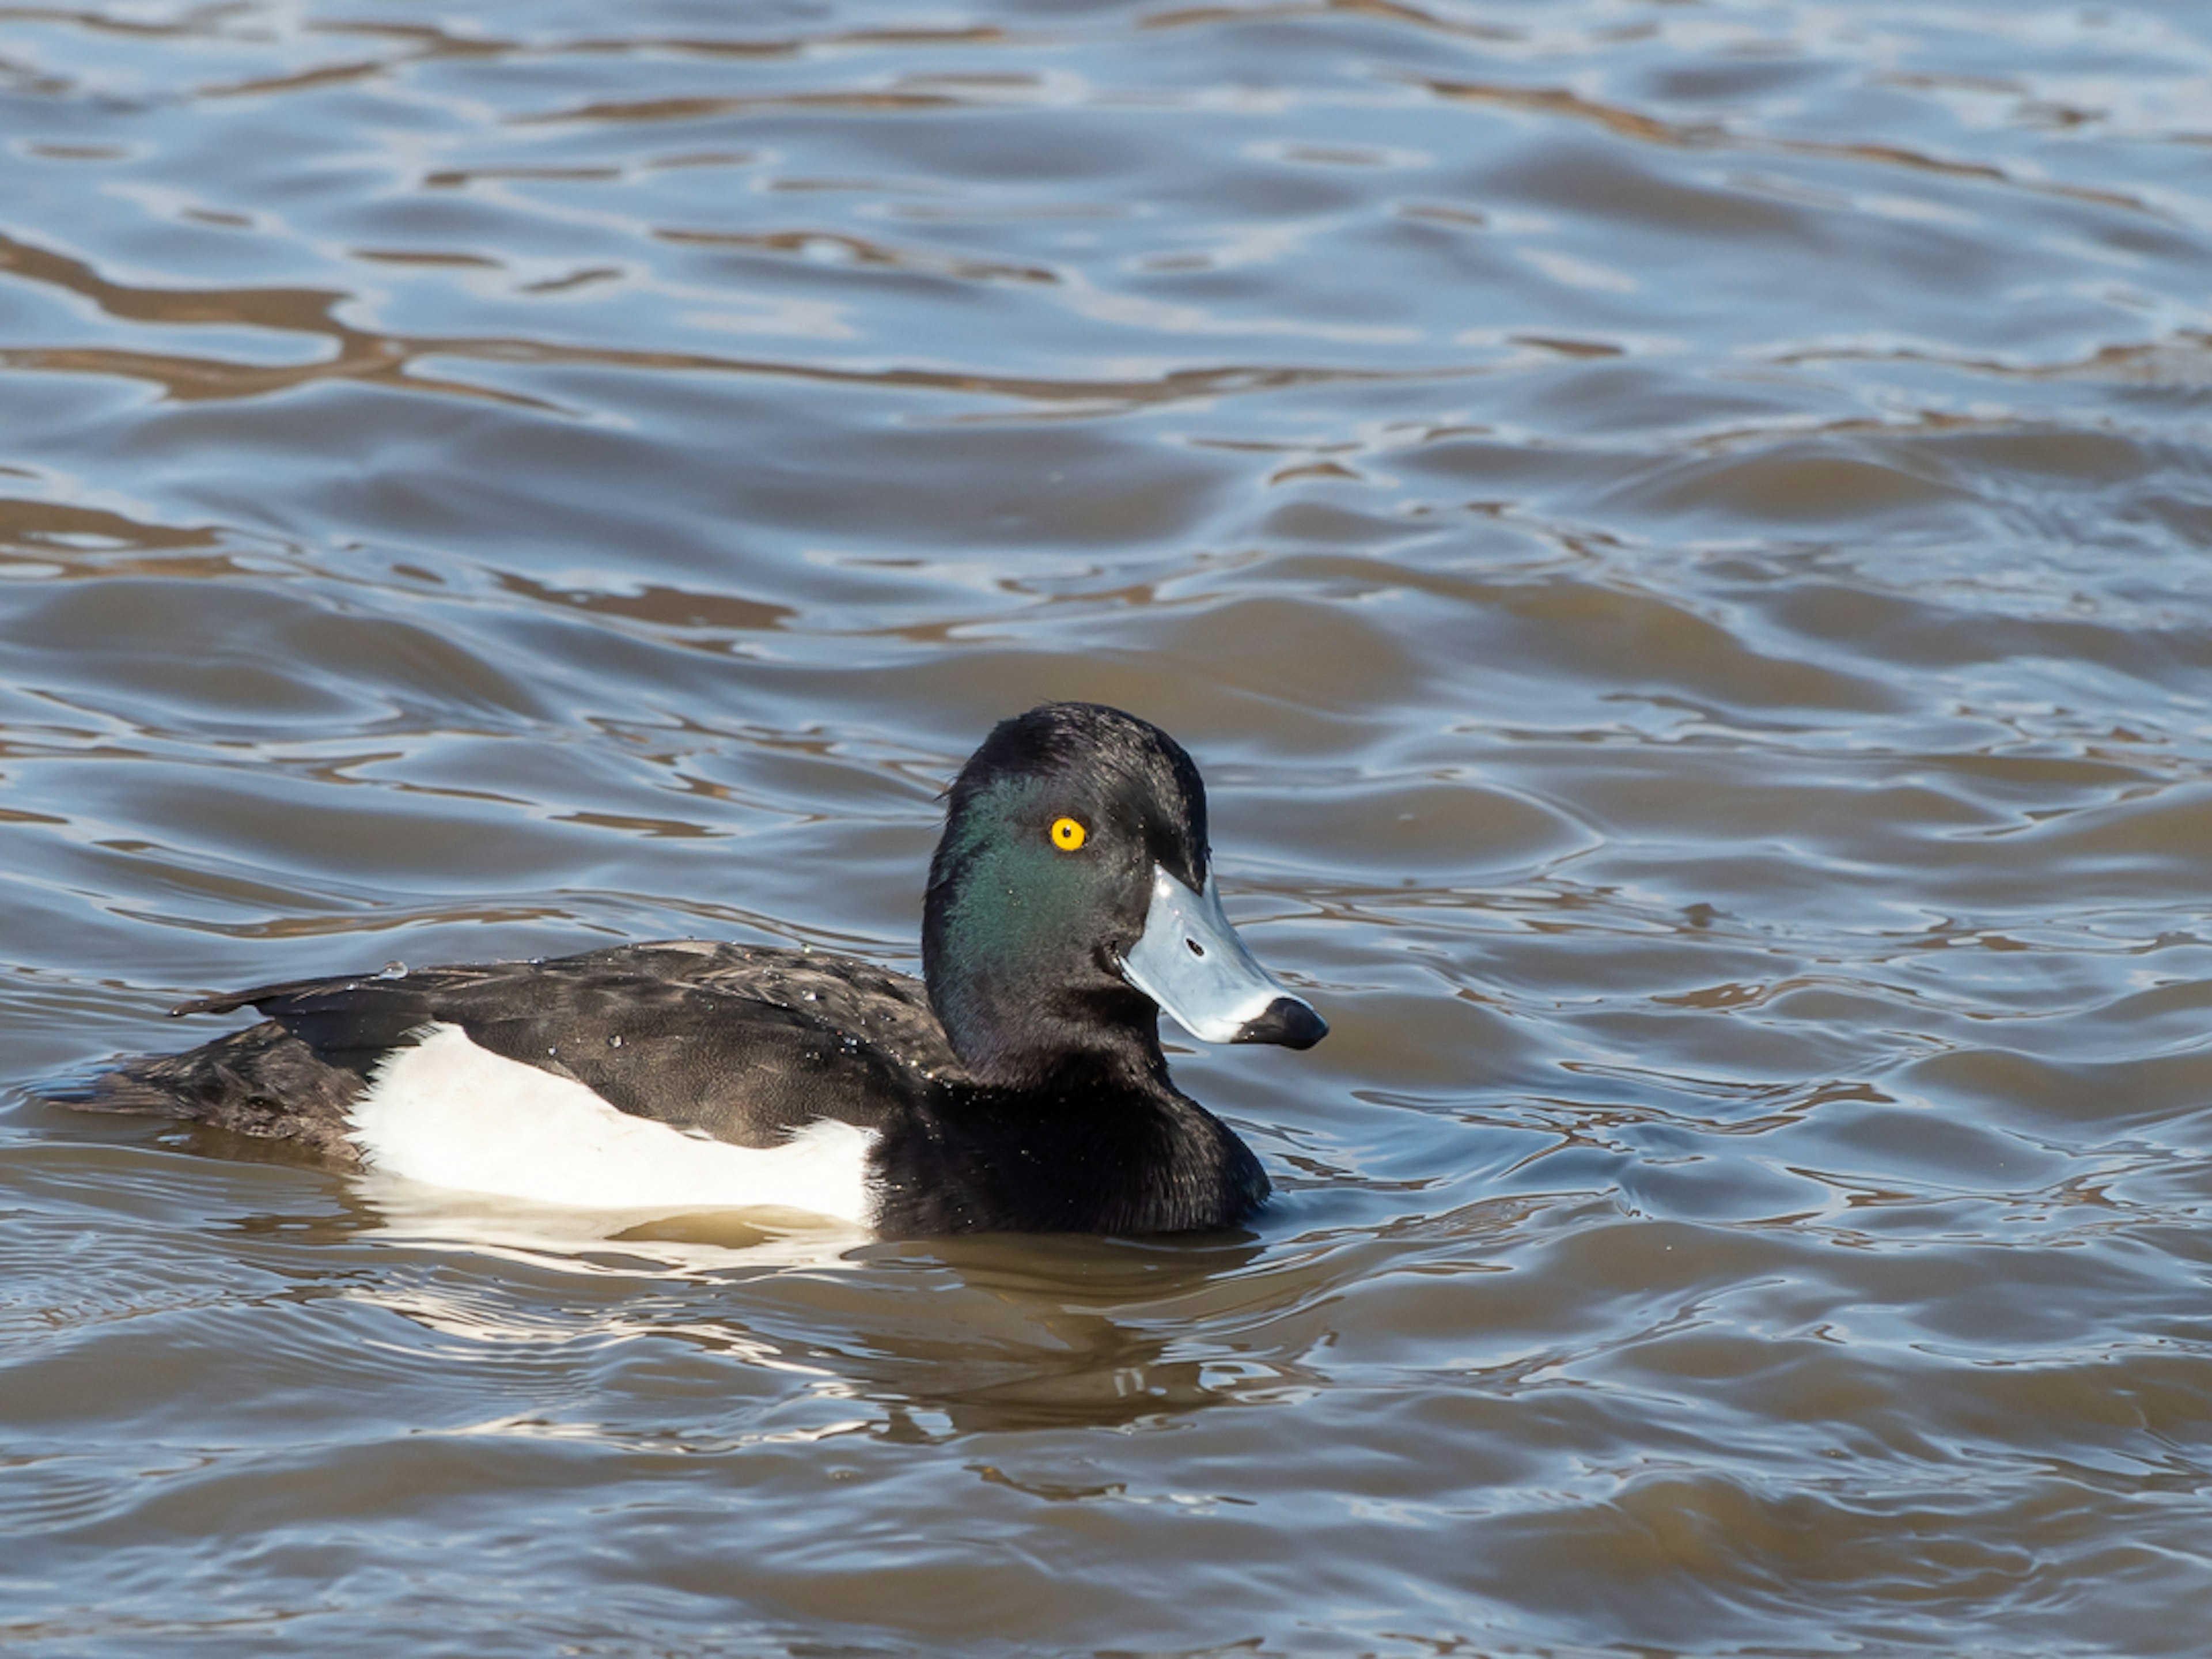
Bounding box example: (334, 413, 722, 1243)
(5, 0, 2212, 1652)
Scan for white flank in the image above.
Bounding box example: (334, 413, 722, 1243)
(348, 1024, 878, 1225)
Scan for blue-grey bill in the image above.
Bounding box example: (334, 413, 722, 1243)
(1117, 866, 1327, 1049)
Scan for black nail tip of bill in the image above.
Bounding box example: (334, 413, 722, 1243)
(1234, 996, 1328, 1050)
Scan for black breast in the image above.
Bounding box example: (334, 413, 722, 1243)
(870, 1083, 1270, 1236)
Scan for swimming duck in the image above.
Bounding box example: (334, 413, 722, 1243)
(73, 703, 1326, 1234)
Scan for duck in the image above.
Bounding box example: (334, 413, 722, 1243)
(70, 702, 1327, 1235)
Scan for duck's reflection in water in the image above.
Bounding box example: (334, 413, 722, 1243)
(338, 1176, 1275, 1437)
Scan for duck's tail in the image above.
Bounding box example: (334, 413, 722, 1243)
(59, 1020, 367, 1167)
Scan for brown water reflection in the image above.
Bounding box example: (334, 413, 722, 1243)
(6, 0, 2212, 1653)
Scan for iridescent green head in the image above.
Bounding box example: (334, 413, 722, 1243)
(922, 703, 1324, 1089)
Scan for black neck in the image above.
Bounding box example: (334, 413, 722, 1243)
(935, 969, 1165, 1091)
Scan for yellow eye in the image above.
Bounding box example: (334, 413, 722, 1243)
(1050, 816, 1088, 852)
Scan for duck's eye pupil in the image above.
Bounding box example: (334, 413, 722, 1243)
(1050, 816, 1088, 852)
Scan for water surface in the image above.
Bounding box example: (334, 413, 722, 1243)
(5, 1, 2212, 1653)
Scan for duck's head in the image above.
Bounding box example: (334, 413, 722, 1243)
(923, 702, 1327, 1089)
